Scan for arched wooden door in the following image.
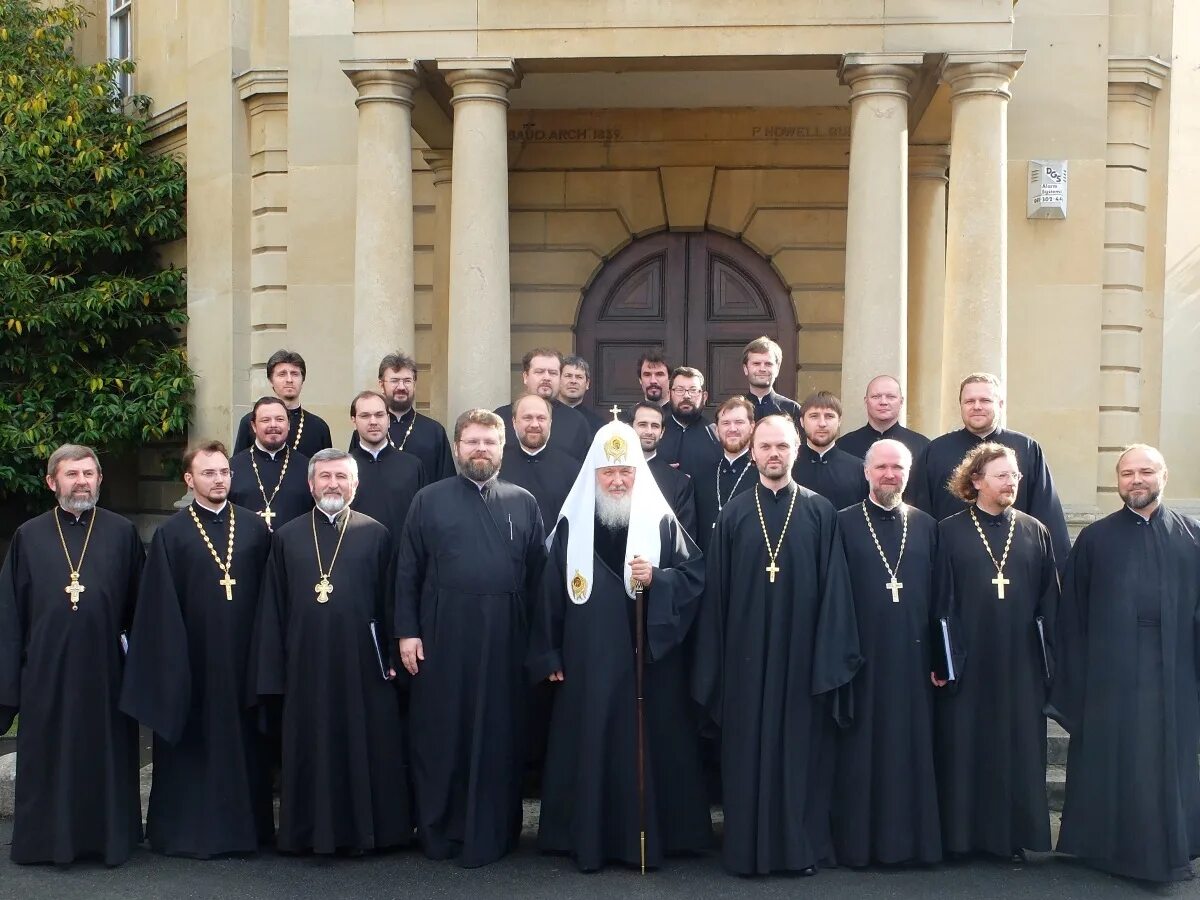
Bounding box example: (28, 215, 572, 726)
(576, 231, 797, 412)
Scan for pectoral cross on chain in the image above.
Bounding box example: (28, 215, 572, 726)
(65, 574, 85, 610)
(258, 507, 276, 529)
(765, 561, 780, 583)
(315, 576, 333, 604)
(886, 577, 903, 603)
(992, 573, 1010, 600)
(219, 573, 237, 601)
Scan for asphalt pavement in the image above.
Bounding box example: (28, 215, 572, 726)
(0, 821, 1195, 900)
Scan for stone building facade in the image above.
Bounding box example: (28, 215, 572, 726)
(73, 0, 1200, 525)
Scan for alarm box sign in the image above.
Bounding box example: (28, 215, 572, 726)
(1027, 160, 1068, 219)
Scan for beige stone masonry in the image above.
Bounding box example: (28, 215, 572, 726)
(907, 144, 949, 436)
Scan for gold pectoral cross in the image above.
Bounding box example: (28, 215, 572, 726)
(992, 573, 1010, 599)
(258, 507, 276, 528)
(315, 576, 333, 604)
(64, 573, 85, 611)
(219, 573, 237, 601)
(886, 577, 903, 603)
(766, 561, 780, 583)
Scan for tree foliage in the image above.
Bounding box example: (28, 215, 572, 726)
(0, 0, 191, 501)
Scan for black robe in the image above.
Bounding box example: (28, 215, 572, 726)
(647, 455, 698, 540)
(658, 413, 721, 482)
(234, 405, 332, 460)
(838, 421, 931, 463)
(744, 389, 802, 422)
(932, 507, 1058, 856)
(499, 444, 579, 529)
(693, 452, 756, 552)
(792, 444, 869, 512)
(832, 502, 941, 866)
(348, 408, 457, 483)
(1050, 506, 1200, 882)
(228, 445, 314, 532)
(119, 502, 273, 857)
(565, 401, 608, 436)
(529, 516, 711, 871)
(496, 399, 592, 462)
(349, 442, 426, 547)
(910, 427, 1070, 574)
(692, 483, 862, 875)
(253, 508, 411, 854)
(0, 507, 143, 865)
(394, 476, 546, 867)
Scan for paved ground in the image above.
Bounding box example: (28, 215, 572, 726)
(0, 820, 1195, 900)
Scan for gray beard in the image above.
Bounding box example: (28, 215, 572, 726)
(317, 495, 348, 515)
(1124, 487, 1161, 510)
(595, 491, 632, 530)
(461, 457, 500, 482)
(59, 490, 97, 514)
(872, 488, 903, 509)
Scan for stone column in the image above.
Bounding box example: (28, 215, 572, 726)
(939, 51, 1025, 415)
(235, 68, 289, 398)
(422, 148, 453, 425)
(441, 60, 519, 417)
(906, 144, 950, 435)
(838, 54, 922, 428)
(1097, 57, 1168, 501)
(344, 61, 421, 391)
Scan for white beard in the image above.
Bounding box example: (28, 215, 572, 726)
(317, 494, 348, 515)
(595, 491, 632, 530)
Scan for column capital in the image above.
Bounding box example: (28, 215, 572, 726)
(440, 59, 521, 106)
(839, 52, 924, 100)
(343, 59, 421, 109)
(1108, 55, 1170, 106)
(909, 143, 950, 182)
(422, 148, 453, 186)
(940, 50, 1026, 101)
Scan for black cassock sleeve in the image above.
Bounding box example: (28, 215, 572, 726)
(393, 493, 428, 640)
(433, 435, 456, 483)
(1023, 442, 1071, 577)
(119, 531, 192, 743)
(909, 443, 935, 516)
(1033, 526, 1060, 693)
(528, 524, 569, 684)
(521, 497, 548, 623)
(812, 511, 863, 728)
(233, 411, 253, 455)
(931, 528, 967, 693)
(677, 478, 698, 543)
(0, 532, 24, 735)
(691, 514, 732, 729)
(1047, 528, 1090, 733)
(645, 518, 705, 664)
(250, 540, 290, 704)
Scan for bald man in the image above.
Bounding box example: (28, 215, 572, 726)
(838, 375, 930, 463)
(1050, 445, 1200, 882)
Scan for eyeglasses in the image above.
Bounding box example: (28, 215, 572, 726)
(985, 471, 1022, 483)
(196, 469, 231, 479)
(671, 387, 703, 397)
(383, 377, 414, 387)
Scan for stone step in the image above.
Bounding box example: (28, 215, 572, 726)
(1047, 718, 1069, 766)
(1047, 764, 1067, 813)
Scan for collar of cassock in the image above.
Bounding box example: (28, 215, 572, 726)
(759, 481, 796, 502)
(253, 442, 286, 461)
(804, 443, 836, 463)
(973, 504, 1014, 526)
(192, 500, 229, 523)
(553, 421, 673, 605)
(316, 506, 351, 528)
(867, 497, 903, 521)
(1122, 504, 1163, 525)
(720, 451, 750, 473)
(390, 406, 416, 425)
(56, 505, 94, 526)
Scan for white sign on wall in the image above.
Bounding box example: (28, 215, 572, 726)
(1027, 160, 1068, 219)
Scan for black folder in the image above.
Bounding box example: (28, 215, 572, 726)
(1035, 616, 1052, 683)
(934, 616, 957, 682)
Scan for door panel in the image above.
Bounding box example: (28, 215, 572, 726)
(577, 231, 796, 411)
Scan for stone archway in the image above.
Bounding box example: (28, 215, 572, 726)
(575, 230, 797, 411)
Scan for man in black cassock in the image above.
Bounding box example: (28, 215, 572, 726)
(632, 401, 697, 538)
(499, 393, 580, 528)
(229, 396, 314, 531)
(529, 421, 711, 872)
(253, 449, 410, 854)
(793, 390, 869, 510)
(694, 397, 756, 551)
(910, 372, 1070, 573)
(120, 441, 273, 857)
(741, 335, 802, 421)
(692, 415, 862, 876)
(832, 439, 941, 867)
(233, 349, 332, 459)
(361, 351, 456, 482)
(347, 389, 425, 545)
(495, 349, 591, 461)
(931, 442, 1058, 860)
(657, 367, 721, 481)
(838, 375, 931, 462)
(559, 354, 607, 435)
(395, 410, 546, 867)
(0, 444, 143, 865)
(1051, 445, 1200, 882)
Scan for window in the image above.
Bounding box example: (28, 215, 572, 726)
(108, 0, 132, 98)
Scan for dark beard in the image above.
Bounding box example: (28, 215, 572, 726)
(670, 404, 703, 426)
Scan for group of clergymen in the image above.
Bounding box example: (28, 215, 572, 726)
(1, 337, 1198, 883)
